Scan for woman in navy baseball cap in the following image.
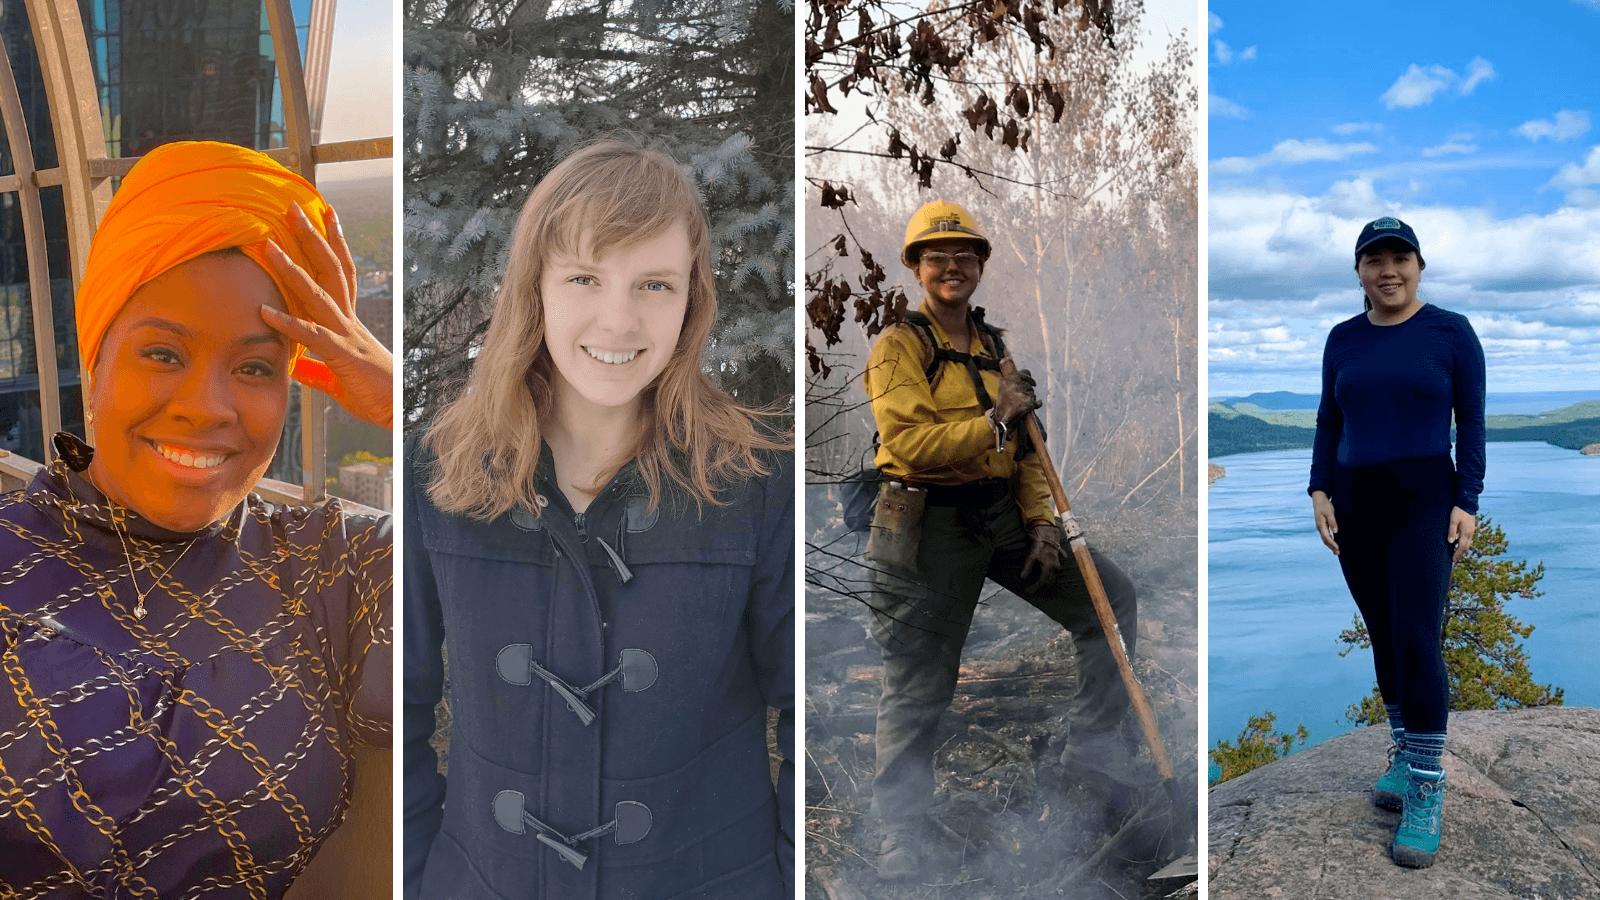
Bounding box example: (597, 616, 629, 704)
(1306, 216, 1486, 868)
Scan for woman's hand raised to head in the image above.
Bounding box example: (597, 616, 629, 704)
(1312, 490, 1339, 556)
(259, 202, 394, 429)
(1448, 506, 1476, 564)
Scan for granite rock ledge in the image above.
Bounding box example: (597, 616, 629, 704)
(1208, 707, 1600, 900)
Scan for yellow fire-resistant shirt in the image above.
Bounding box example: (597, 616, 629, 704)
(864, 304, 1054, 526)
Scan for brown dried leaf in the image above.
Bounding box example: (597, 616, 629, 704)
(808, 74, 837, 114)
(1009, 84, 1030, 117)
(962, 94, 989, 131)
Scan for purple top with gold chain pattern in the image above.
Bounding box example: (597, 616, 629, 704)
(0, 434, 391, 898)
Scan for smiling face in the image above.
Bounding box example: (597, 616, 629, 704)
(86, 252, 291, 532)
(913, 237, 985, 313)
(1358, 241, 1425, 318)
(538, 223, 692, 425)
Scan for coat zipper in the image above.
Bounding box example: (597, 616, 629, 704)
(539, 474, 633, 628)
(541, 517, 607, 638)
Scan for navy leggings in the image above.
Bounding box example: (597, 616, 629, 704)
(1331, 455, 1456, 734)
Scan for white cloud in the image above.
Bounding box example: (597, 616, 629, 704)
(1214, 40, 1256, 65)
(1379, 58, 1494, 109)
(1209, 183, 1600, 391)
(1332, 122, 1382, 135)
(1210, 94, 1250, 119)
(1381, 64, 1457, 109)
(1515, 110, 1591, 142)
(1421, 134, 1478, 157)
(1549, 145, 1600, 205)
(1206, 316, 1310, 363)
(1460, 57, 1495, 94)
(1213, 139, 1378, 175)
(1208, 12, 1223, 34)
(1320, 178, 1385, 218)
(1212, 186, 1600, 300)
(1472, 316, 1581, 347)
(1353, 156, 1564, 184)
(1551, 145, 1600, 186)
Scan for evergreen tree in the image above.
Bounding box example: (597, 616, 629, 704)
(403, 0, 795, 428)
(1340, 517, 1562, 726)
(1209, 711, 1309, 786)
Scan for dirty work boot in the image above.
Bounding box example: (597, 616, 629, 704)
(1062, 726, 1144, 785)
(877, 824, 923, 881)
(1391, 767, 1446, 868)
(1373, 737, 1407, 811)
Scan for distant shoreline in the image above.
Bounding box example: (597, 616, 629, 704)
(1210, 393, 1600, 459)
(1209, 389, 1600, 412)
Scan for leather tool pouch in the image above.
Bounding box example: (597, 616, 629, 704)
(863, 481, 926, 571)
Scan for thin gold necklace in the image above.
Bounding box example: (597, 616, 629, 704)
(110, 510, 197, 620)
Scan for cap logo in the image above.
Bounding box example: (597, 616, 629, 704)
(1371, 216, 1401, 230)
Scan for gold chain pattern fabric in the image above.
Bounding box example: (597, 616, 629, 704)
(0, 456, 392, 899)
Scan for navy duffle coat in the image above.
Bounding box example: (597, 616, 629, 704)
(404, 441, 794, 900)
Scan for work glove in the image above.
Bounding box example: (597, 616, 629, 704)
(1020, 521, 1063, 589)
(994, 366, 1042, 427)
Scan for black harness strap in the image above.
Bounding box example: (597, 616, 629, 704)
(904, 307, 1009, 409)
(851, 307, 1031, 497)
(901, 307, 1039, 461)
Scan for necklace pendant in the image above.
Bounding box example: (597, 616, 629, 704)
(134, 604, 148, 620)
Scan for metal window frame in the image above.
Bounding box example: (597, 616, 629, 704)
(0, 0, 393, 507)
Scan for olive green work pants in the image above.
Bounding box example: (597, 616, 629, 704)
(866, 494, 1137, 825)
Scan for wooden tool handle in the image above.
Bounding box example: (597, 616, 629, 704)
(1003, 357, 1173, 782)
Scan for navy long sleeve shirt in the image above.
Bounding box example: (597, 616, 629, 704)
(1308, 304, 1487, 513)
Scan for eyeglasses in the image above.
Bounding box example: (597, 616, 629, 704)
(920, 251, 982, 268)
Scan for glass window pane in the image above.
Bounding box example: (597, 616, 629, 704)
(319, 158, 394, 511)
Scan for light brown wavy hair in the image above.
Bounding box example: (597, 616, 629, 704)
(425, 140, 789, 520)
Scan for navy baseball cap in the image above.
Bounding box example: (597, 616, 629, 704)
(1354, 216, 1420, 257)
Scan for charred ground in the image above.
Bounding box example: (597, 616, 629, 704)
(805, 484, 1198, 900)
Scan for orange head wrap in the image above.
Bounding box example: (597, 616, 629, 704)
(75, 140, 335, 393)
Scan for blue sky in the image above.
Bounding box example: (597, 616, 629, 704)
(1207, 0, 1600, 394)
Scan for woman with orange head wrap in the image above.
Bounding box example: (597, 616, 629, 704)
(0, 142, 393, 896)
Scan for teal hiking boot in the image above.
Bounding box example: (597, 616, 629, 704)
(1391, 767, 1446, 868)
(1373, 739, 1407, 811)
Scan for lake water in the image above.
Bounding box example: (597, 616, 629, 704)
(1207, 442, 1600, 751)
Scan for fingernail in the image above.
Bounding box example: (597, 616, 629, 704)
(290, 201, 309, 223)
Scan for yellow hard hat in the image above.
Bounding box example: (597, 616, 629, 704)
(901, 199, 991, 268)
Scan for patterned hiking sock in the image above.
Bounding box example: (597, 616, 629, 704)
(1401, 731, 1445, 775)
(1385, 703, 1405, 747)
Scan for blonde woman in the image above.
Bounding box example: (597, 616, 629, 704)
(405, 142, 793, 900)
